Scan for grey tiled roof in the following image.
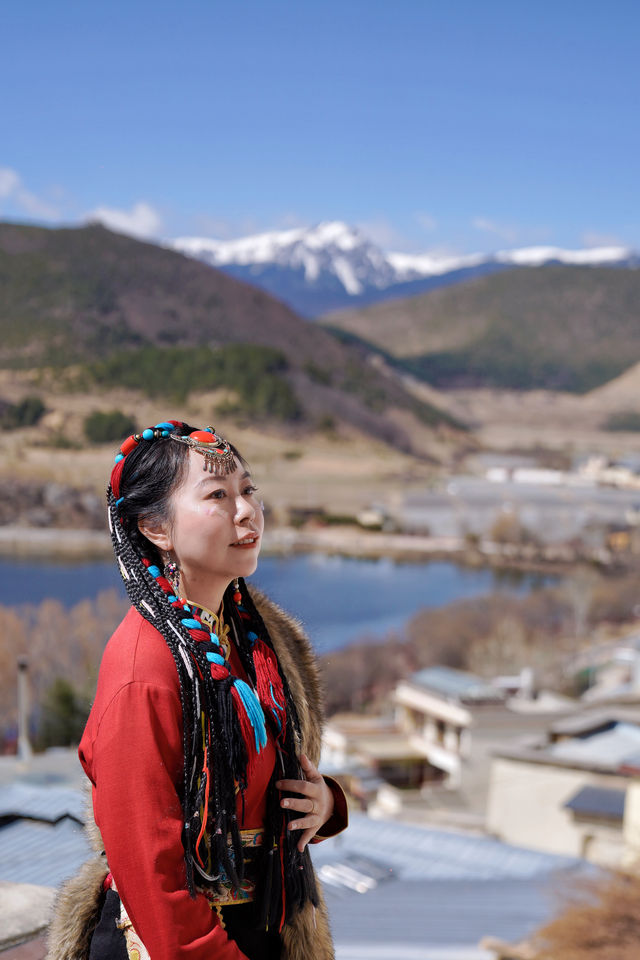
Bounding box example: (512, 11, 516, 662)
(310, 813, 577, 882)
(0, 783, 86, 824)
(549, 721, 640, 769)
(409, 667, 504, 703)
(564, 784, 626, 820)
(0, 818, 92, 887)
(312, 815, 586, 954)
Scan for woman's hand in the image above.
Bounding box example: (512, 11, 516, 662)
(275, 754, 335, 852)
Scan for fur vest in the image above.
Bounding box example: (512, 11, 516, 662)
(45, 588, 336, 960)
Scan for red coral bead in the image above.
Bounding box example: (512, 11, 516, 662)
(120, 435, 139, 456)
(190, 430, 217, 443)
(233, 592, 242, 603)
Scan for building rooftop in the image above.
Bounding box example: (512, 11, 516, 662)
(548, 721, 640, 769)
(0, 782, 86, 825)
(564, 785, 626, 822)
(313, 813, 585, 958)
(549, 709, 640, 738)
(408, 667, 505, 704)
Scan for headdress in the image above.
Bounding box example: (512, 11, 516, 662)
(107, 421, 318, 929)
(170, 427, 237, 475)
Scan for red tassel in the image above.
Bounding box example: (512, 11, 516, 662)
(253, 640, 287, 735)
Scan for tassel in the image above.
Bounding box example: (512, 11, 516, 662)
(252, 640, 287, 735)
(231, 679, 267, 753)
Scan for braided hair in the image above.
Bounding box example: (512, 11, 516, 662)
(107, 420, 318, 930)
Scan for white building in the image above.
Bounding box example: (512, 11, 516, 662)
(487, 709, 640, 867)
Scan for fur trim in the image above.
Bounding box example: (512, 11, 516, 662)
(45, 855, 107, 960)
(282, 890, 335, 960)
(250, 588, 335, 960)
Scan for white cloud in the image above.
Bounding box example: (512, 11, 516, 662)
(472, 216, 518, 244)
(414, 211, 438, 232)
(0, 168, 20, 197)
(86, 201, 163, 239)
(0, 166, 60, 219)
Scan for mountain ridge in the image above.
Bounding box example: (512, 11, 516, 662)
(172, 220, 638, 317)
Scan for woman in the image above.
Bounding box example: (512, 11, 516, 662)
(46, 421, 347, 960)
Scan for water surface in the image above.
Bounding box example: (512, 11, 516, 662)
(2, 555, 556, 653)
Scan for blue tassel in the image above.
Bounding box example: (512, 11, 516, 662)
(233, 679, 267, 753)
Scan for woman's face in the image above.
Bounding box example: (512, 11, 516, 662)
(163, 450, 264, 599)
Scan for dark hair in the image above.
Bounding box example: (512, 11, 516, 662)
(117, 422, 248, 565)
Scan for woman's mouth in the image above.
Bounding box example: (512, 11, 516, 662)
(230, 534, 260, 548)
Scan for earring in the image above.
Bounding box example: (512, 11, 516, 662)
(163, 556, 181, 596)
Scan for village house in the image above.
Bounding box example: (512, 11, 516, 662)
(486, 708, 640, 867)
(322, 665, 507, 814)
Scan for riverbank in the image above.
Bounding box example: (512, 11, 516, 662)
(0, 522, 611, 575)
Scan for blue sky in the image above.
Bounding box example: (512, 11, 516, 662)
(2, 0, 638, 253)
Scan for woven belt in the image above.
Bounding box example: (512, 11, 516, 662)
(197, 827, 265, 909)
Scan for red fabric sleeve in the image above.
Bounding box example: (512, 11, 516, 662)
(89, 680, 249, 960)
(311, 775, 349, 843)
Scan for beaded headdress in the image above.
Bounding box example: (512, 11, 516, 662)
(170, 426, 237, 475)
(107, 420, 318, 929)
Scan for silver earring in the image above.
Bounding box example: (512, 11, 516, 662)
(163, 556, 181, 595)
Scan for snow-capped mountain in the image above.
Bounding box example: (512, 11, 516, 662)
(172, 222, 637, 318)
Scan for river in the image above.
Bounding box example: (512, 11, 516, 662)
(4, 555, 557, 653)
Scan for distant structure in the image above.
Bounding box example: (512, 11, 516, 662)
(323, 665, 507, 815)
(16, 657, 32, 762)
(487, 708, 640, 867)
(394, 666, 506, 789)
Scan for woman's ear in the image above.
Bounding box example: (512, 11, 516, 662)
(138, 517, 173, 552)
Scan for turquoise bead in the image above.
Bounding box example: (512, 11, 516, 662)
(142, 428, 154, 440)
(114, 453, 124, 463)
(147, 564, 161, 577)
(154, 421, 174, 430)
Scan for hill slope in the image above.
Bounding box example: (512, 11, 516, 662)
(321, 266, 640, 392)
(0, 221, 464, 455)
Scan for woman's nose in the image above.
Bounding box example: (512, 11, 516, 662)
(234, 496, 255, 522)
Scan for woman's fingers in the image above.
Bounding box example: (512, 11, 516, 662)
(275, 778, 314, 795)
(276, 755, 335, 850)
(281, 795, 316, 813)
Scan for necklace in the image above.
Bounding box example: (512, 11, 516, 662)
(184, 599, 232, 662)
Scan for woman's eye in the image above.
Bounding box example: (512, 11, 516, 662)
(244, 485, 259, 496)
(208, 489, 227, 499)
